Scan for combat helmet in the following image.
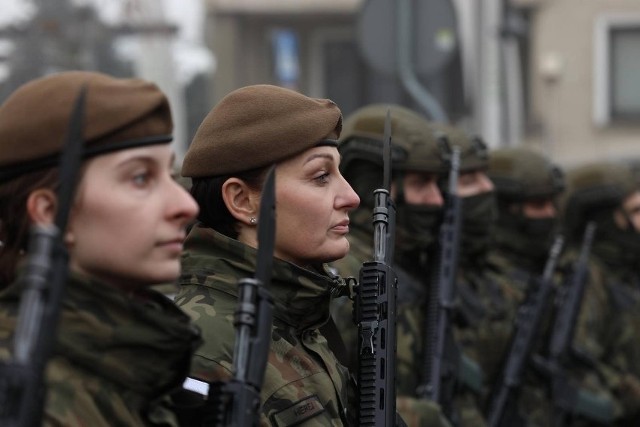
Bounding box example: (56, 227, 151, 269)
(488, 146, 564, 202)
(339, 104, 450, 256)
(339, 104, 447, 176)
(488, 147, 564, 265)
(562, 161, 636, 239)
(429, 122, 490, 174)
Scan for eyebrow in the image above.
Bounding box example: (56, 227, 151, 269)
(115, 149, 175, 168)
(115, 155, 160, 170)
(304, 152, 337, 164)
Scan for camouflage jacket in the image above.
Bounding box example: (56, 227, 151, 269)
(175, 224, 353, 426)
(336, 215, 529, 426)
(560, 247, 640, 423)
(588, 242, 640, 380)
(485, 246, 557, 427)
(0, 272, 200, 427)
(392, 260, 512, 427)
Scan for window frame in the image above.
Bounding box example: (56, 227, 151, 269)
(593, 13, 640, 127)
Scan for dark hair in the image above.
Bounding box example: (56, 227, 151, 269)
(190, 166, 269, 239)
(0, 168, 59, 287)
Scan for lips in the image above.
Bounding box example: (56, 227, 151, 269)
(160, 235, 185, 244)
(157, 235, 186, 249)
(331, 220, 350, 234)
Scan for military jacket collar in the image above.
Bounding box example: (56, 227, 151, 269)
(182, 224, 340, 332)
(59, 273, 200, 398)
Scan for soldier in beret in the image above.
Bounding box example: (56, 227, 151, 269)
(0, 71, 201, 426)
(176, 84, 360, 426)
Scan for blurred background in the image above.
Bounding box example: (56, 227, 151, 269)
(2, 0, 639, 168)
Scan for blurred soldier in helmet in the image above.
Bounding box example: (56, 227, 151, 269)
(331, 104, 515, 427)
(488, 146, 564, 273)
(558, 161, 640, 426)
(485, 146, 565, 426)
(330, 104, 452, 427)
(431, 127, 515, 427)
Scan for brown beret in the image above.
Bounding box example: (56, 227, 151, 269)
(0, 71, 172, 181)
(182, 84, 342, 177)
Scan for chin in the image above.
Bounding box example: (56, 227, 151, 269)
(144, 265, 181, 285)
(323, 247, 350, 263)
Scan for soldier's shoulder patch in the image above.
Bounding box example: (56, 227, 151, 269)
(270, 395, 325, 426)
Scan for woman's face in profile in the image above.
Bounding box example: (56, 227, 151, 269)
(66, 145, 198, 290)
(272, 145, 360, 267)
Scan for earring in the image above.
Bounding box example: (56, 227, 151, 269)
(249, 217, 257, 225)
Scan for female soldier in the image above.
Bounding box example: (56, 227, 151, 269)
(176, 84, 360, 426)
(0, 71, 200, 426)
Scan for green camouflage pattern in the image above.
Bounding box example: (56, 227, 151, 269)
(447, 262, 516, 427)
(393, 297, 487, 427)
(486, 246, 556, 427)
(0, 272, 200, 427)
(597, 239, 640, 381)
(560, 245, 640, 424)
(175, 224, 353, 426)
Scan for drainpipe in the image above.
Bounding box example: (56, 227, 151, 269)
(396, 0, 449, 122)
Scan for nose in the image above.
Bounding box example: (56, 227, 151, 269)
(337, 174, 360, 211)
(542, 200, 557, 217)
(423, 182, 444, 206)
(169, 178, 199, 225)
(478, 173, 495, 192)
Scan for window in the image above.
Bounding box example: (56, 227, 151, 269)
(594, 14, 640, 126)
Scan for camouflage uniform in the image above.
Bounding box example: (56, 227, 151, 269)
(485, 147, 565, 426)
(558, 162, 640, 426)
(332, 105, 500, 427)
(337, 132, 509, 427)
(0, 272, 200, 427)
(176, 224, 353, 426)
(425, 129, 512, 427)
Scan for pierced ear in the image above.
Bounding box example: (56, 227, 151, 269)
(26, 189, 57, 226)
(221, 178, 259, 225)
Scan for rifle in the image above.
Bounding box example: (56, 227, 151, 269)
(198, 167, 277, 426)
(416, 145, 483, 424)
(424, 144, 461, 406)
(486, 235, 565, 427)
(353, 110, 399, 427)
(545, 221, 613, 425)
(0, 88, 87, 427)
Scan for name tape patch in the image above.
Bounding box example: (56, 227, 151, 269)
(271, 395, 325, 426)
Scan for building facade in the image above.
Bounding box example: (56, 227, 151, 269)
(203, 0, 640, 167)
